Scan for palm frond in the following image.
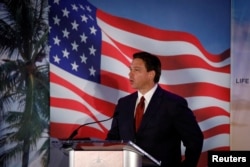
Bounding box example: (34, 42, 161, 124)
(0, 0, 49, 166)
(0, 142, 23, 166)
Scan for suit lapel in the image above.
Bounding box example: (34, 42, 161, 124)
(138, 86, 163, 132)
(127, 93, 138, 137)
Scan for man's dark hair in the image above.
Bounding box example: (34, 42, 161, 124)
(133, 52, 161, 83)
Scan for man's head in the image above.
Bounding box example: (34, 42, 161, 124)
(129, 52, 161, 93)
(133, 52, 161, 83)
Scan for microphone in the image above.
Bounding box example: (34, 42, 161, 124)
(67, 116, 113, 140)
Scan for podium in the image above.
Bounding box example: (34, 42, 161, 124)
(61, 140, 161, 167)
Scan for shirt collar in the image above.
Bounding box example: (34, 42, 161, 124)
(137, 84, 158, 103)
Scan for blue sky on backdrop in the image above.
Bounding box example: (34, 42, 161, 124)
(89, 0, 231, 54)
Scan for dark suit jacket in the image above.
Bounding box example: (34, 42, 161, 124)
(106, 85, 203, 167)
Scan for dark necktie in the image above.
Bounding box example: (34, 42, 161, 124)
(135, 96, 145, 132)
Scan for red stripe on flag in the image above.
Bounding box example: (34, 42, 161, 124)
(50, 122, 108, 139)
(159, 55, 230, 72)
(102, 41, 132, 66)
(161, 83, 230, 101)
(194, 107, 230, 122)
(101, 70, 134, 93)
(97, 9, 230, 62)
(203, 124, 230, 139)
(50, 72, 115, 117)
(51, 97, 96, 119)
(103, 40, 230, 73)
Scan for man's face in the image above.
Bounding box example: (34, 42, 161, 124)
(129, 58, 154, 92)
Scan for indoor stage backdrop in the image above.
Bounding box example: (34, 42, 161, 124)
(2, 0, 250, 167)
(49, 0, 230, 167)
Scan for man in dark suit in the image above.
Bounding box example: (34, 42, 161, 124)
(106, 52, 203, 167)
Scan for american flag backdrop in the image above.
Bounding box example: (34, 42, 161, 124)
(49, 0, 230, 166)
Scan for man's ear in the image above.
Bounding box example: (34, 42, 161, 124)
(149, 70, 155, 79)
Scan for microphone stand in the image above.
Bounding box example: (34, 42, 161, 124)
(62, 116, 113, 148)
